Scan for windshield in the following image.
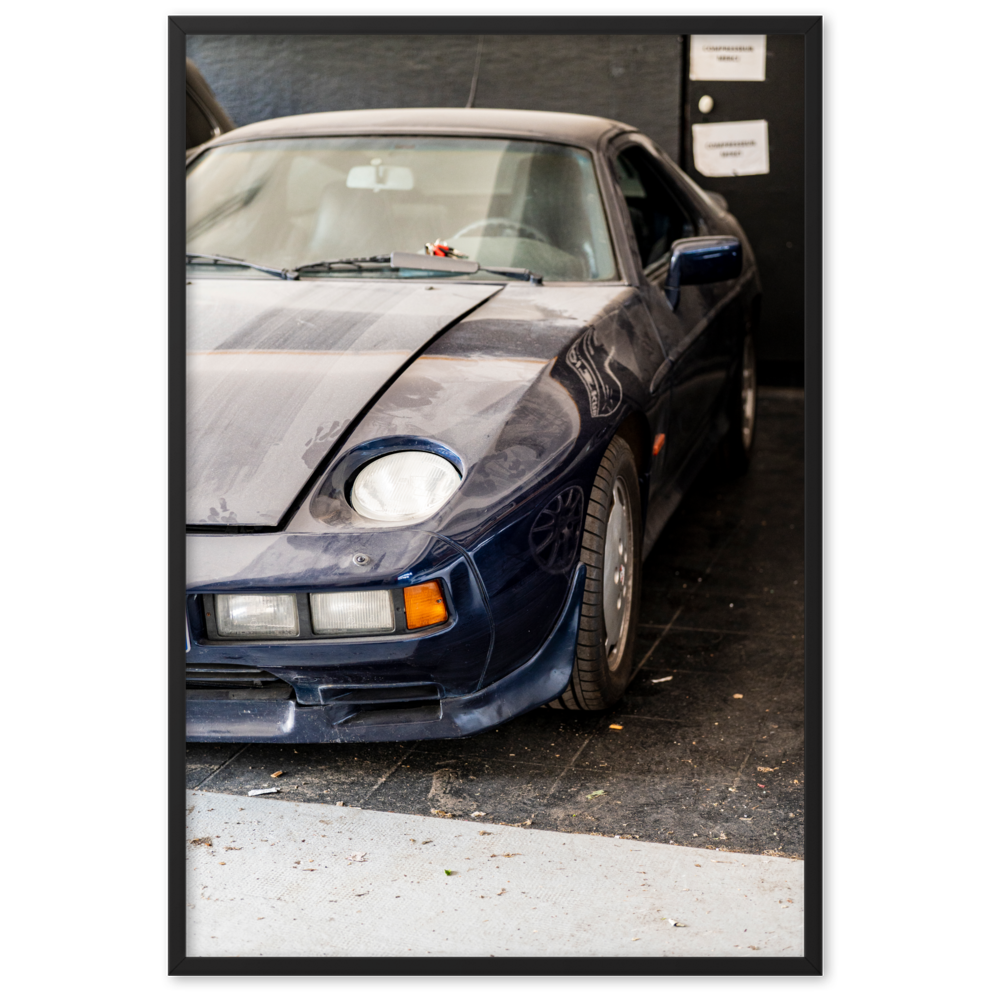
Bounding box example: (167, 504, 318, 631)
(186, 136, 617, 281)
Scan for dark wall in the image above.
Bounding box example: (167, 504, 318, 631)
(185, 34, 684, 161)
(683, 35, 805, 380)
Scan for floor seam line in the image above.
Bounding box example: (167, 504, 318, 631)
(360, 746, 418, 803)
(543, 731, 600, 801)
(191, 744, 250, 790)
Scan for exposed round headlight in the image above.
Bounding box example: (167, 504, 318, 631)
(351, 451, 461, 523)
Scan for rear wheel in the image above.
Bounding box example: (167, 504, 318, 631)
(718, 333, 757, 477)
(551, 434, 642, 711)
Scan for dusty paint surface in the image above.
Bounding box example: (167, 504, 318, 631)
(186, 280, 497, 525)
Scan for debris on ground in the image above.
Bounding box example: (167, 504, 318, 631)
(665, 918, 687, 927)
(248, 787, 280, 797)
(757, 766, 776, 772)
(190, 837, 212, 847)
(347, 852, 368, 863)
(732, 693, 744, 699)
(444, 869, 455, 876)
(471, 811, 486, 817)
(651, 676, 673, 683)
(422, 840, 432, 845)
(497, 888, 506, 896)
(430, 809, 454, 818)
(490, 853, 522, 858)
(586, 790, 606, 801)
(609, 724, 623, 730)
(224, 846, 242, 851)
(478, 831, 492, 836)
(270, 771, 284, 778)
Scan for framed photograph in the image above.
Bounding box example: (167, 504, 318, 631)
(170, 14, 821, 975)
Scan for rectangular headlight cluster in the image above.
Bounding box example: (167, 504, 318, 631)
(310, 590, 393, 635)
(207, 581, 448, 640)
(215, 594, 299, 638)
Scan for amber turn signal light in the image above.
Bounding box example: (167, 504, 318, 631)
(403, 580, 448, 629)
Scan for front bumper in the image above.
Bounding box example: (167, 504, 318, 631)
(186, 562, 585, 743)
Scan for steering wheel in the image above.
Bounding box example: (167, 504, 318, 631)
(451, 217, 550, 243)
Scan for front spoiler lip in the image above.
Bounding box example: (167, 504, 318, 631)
(186, 562, 585, 743)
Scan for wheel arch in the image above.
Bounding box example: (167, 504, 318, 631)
(612, 409, 653, 526)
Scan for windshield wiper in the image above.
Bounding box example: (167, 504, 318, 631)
(473, 265, 543, 285)
(297, 252, 542, 284)
(186, 252, 298, 280)
(295, 255, 394, 273)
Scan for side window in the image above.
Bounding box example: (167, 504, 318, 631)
(614, 146, 695, 269)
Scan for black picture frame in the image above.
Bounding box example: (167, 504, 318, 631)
(169, 14, 822, 976)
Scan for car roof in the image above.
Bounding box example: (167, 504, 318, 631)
(204, 107, 638, 151)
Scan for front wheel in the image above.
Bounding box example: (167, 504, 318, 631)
(551, 434, 642, 711)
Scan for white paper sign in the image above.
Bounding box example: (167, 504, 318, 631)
(689, 35, 767, 81)
(692, 120, 770, 177)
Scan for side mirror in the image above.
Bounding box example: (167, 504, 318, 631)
(664, 236, 742, 309)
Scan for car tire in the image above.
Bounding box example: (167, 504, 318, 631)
(717, 333, 757, 478)
(550, 434, 643, 711)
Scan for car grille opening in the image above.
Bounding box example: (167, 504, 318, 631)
(320, 684, 444, 726)
(342, 700, 443, 726)
(186, 665, 293, 701)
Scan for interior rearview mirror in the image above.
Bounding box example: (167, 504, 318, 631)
(346, 164, 414, 192)
(664, 236, 742, 309)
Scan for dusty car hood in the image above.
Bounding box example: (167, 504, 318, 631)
(187, 279, 498, 526)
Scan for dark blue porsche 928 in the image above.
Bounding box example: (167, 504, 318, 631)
(185, 107, 760, 743)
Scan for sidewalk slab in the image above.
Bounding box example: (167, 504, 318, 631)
(186, 789, 804, 958)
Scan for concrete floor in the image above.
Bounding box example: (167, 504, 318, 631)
(186, 388, 805, 859)
(185, 788, 804, 958)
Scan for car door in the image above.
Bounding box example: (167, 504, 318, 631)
(609, 138, 732, 489)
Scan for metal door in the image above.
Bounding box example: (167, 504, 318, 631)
(683, 34, 804, 383)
